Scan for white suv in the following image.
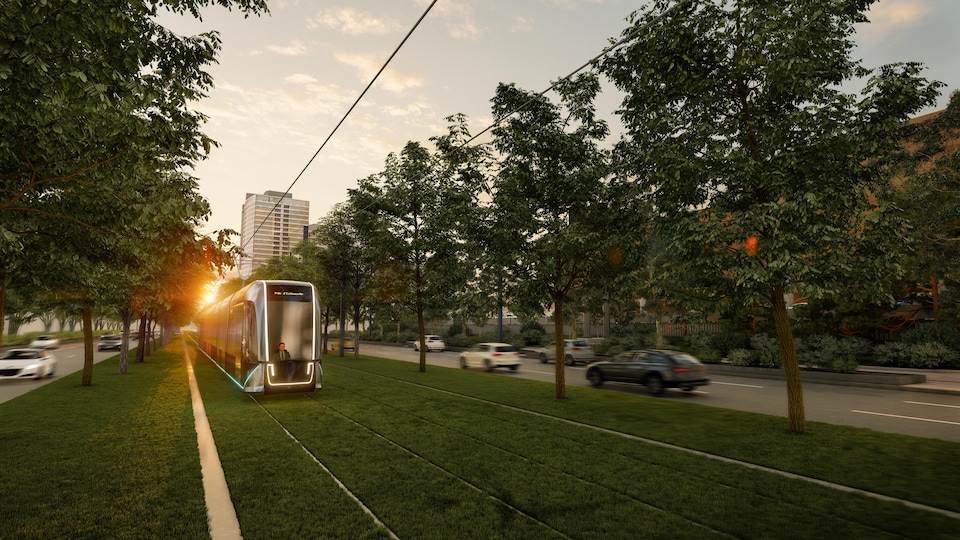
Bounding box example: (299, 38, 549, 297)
(414, 334, 446, 352)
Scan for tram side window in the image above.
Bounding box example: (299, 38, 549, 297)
(243, 302, 258, 364)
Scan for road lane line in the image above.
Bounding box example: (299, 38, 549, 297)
(851, 410, 960, 426)
(904, 400, 960, 410)
(713, 381, 765, 389)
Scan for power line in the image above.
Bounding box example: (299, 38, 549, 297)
(240, 0, 440, 255)
(461, 0, 694, 147)
(237, 0, 692, 259)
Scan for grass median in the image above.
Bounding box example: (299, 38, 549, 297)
(1, 336, 957, 538)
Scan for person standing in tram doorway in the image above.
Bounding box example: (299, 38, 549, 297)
(273, 342, 291, 361)
(273, 342, 294, 380)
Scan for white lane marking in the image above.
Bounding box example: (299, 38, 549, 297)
(904, 400, 960, 410)
(712, 381, 765, 389)
(851, 410, 960, 426)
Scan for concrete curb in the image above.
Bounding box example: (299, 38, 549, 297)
(707, 364, 960, 396)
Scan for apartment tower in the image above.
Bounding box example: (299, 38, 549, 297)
(239, 190, 309, 278)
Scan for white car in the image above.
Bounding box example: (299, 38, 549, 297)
(0, 348, 57, 380)
(29, 335, 60, 349)
(413, 334, 446, 352)
(535, 339, 595, 366)
(458, 342, 521, 372)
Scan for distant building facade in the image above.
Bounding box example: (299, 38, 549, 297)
(239, 191, 309, 278)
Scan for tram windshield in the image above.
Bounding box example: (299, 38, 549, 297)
(266, 283, 315, 360)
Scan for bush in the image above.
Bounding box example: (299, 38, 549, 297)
(728, 348, 756, 366)
(872, 341, 960, 369)
(445, 334, 474, 348)
(709, 332, 749, 357)
(796, 334, 868, 371)
(749, 334, 782, 368)
(694, 348, 722, 363)
(898, 323, 960, 350)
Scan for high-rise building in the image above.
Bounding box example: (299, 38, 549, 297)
(239, 190, 310, 278)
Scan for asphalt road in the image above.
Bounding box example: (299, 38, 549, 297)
(0, 341, 129, 404)
(347, 343, 960, 443)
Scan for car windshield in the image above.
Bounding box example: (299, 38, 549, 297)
(568, 340, 590, 347)
(494, 345, 516, 353)
(4, 351, 39, 359)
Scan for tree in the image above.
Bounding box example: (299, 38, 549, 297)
(602, 0, 942, 433)
(0, 0, 267, 346)
(350, 118, 484, 372)
(889, 90, 960, 323)
(489, 74, 641, 398)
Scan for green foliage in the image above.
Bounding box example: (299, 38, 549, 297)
(796, 334, 868, 371)
(728, 348, 756, 367)
(898, 323, 960, 349)
(872, 341, 960, 369)
(709, 332, 749, 357)
(749, 333, 783, 368)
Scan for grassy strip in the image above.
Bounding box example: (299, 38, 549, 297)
(4, 341, 955, 538)
(331, 355, 960, 513)
(190, 349, 392, 539)
(0, 343, 207, 539)
(193, 352, 958, 539)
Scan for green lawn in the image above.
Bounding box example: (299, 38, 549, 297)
(1, 336, 957, 539)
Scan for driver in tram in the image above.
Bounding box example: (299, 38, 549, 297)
(273, 342, 295, 380)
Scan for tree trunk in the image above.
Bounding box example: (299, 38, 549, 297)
(81, 303, 94, 386)
(930, 275, 940, 323)
(0, 286, 6, 347)
(772, 283, 805, 434)
(136, 314, 147, 363)
(553, 299, 566, 399)
(353, 301, 361, 360)
(117, 306, 132, 375)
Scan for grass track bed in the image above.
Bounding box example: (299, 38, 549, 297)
(6, 340, 953, 538)
(195, 353, 959, 539)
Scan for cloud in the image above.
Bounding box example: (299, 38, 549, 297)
(858, 0, 930, 44)
(334, 52, 424, 93)
(307, 8, 400, 35)
(511, 16, 533, 33)
(415, 0, 481, 40)
(285, 73, 318, 85)
(540, 0, 607, 8)
(266, 40, 308, 56)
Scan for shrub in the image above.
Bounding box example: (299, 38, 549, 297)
(871, 342, 912, 367)
(709, 332, 749, 356)
(694, 348, 722, 363)
(872, 341, 960, 369)
(749, 333, 782, 368)
(728, 348, 756, 366)
(686, 333, 711, 351)
(898, 323, 960, 350)
(831, 357, 859, 373)
(445, 334, 474, 348)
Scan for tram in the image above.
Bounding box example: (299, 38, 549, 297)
(195, 280, 322, 393)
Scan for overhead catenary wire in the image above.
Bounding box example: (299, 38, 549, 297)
(460, 0, 694, 147)
(239, 0, 692, 254)
(241, 0, 439, 255)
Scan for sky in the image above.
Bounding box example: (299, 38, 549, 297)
(158, 0, 960, 238)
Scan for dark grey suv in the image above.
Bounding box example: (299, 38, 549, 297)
(585, 349, 710, 395)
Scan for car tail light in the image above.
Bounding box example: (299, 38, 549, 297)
(673, 367, 690, 373)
